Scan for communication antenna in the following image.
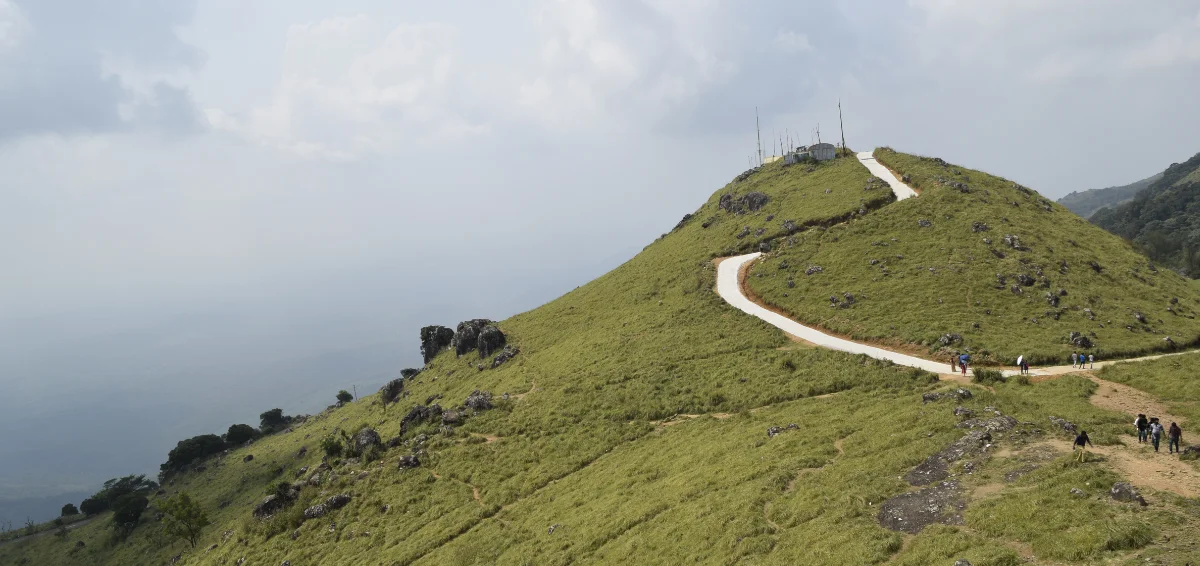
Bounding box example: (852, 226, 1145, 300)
(755, 107, 763, 165)
(816, 123, 821, 145)
(839, 99, 848, 156)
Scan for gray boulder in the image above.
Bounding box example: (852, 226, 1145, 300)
(452, 319, 492, 356)
(464, 390, 493, 411)
(325, 494, 351, 510)
(419, 326, 454, 364)
(1110, 482, 1147, 506)
(491, 345, 519, 368)
(303, 504, 327, 520)
(397, 455, 420, 469)
(352, 428, 381, 454)
(477, 325, 506, 358)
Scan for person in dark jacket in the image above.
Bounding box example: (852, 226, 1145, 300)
(1074, 430, 1093, 462)
(1135, 414, 1149, 443)
(1168, 422, 1182, 454)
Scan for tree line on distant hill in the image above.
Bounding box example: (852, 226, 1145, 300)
(1090, 152, 1200, 277)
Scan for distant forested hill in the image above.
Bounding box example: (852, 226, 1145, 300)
(1090, 152, 1200, 276)
(1058, 173, 1161, 218)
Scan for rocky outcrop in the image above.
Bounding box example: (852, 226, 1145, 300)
(380, 379, 405, 406)
(491, 345, 519, 368)
(397, 455, 420, 469)
(1110, 482, 1147, 506)
(464, 390, 493, 411)
(452, 319, 490, 356)
(921, 388, 973, 404)
(253, 495, 289, 519)
(877, 481, 964, 534)
(419, 326, 455, 364)
(352, 428, 381, 455)
(400, 368, 422, 379)
(477, 325, 506, 358)
(400, 404, 443, 434)
(719, 192, 770, 214)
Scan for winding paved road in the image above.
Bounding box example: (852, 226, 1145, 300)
(717, 150, 1192, 376)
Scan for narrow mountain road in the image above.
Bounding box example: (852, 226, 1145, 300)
(857, 150, 918, 200)
(718, 150, 1197, 377)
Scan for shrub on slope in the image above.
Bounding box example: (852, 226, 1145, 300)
(748, 148, 1200, 365)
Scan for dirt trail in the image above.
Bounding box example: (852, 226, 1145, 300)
(1085, 374, 1181, 425)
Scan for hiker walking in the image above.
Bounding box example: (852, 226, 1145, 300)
(1135, 414, 1149, 443)
(1016, 355, 1023, 374)
(1088, 354, 1094, 369)
(1073, 430, 1093, 462)
(950, 353, 958, 373)
(1022, 358, 1030, 374)
(1168, 422, 1182, 454)
(1071, 351, 1079, 368)
(1150, 418, 1165, 452)
(959, 353, 969, 376)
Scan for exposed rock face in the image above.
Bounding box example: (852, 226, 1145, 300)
(1048, 416, 1077, 434)
(953, 407, 975, 419)
(905, 429, 992, 486)
(380, 379, 405, 405)
(352, 428, 381, 454)
(1110, 482, 1147, 506)
(326, 494, 351, 510)
(400, 404, 443, 434)
(477, 325, 506, 358)
(491, 345, 519, 368)
(917, 219, 932, 228)
(1015, 274, 1036, 286)
(938, 333, 963, 346)
(766, 424, 799, 438)
(442, 410, 464, 425)
(877, 481, 964, 534)
(253, 495, 289, 519)
(1002, 234, 1027, 250)
(464, 390, 493, 411)
(1068, 332, 1093, 349)
(672, 213, 693, 231)
(303, 504, 328, 520)
(719, 192, 770, 214)
(1181, 445, 1200, 460)
(921, 388, 973, 404)
(1134, 312, 1147, 324)
(453, 319, 489, 356)
(805, 265, 824, 275)
(397, 455, 420, 469)
(419, 326, 455, 364)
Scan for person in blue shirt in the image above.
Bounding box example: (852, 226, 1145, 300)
(959, 353, 969, 376)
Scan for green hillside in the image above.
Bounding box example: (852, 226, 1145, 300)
(5, 152, 1200, 566)
(748, 148, 1200, 366)
(1058, 174, 1160, 219)
(1090, 152, 1200, 277)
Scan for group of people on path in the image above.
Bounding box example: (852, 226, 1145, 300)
(1135, 414, 1184, 454)
(950, 352, 969, 375)
(1071, 351, 1094, 369)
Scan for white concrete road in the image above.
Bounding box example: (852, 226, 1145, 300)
(717, 252, 950, 374)
(857, 151, 918, 200)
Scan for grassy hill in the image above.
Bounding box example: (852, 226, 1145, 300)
(1058, 174, 1161, 219)
(748, 148, 1200, 366)
(5, 151, 1200, 565)
(1090, 152, 1200, 277)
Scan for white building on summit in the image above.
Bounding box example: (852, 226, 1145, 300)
(784, 142, 837, 164)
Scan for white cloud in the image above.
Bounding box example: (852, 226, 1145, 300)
(0, 0, 31, 52)
(1118, 9, 1200, 70)
(206, 16, 487, 161)
(773, 30, 812, 54)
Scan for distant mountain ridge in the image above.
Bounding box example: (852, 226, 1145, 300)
(1058, 173, 1161, 218)
(1090, 151, 1200, 276)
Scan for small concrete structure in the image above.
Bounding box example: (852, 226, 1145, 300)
(784, 143, 837, 164)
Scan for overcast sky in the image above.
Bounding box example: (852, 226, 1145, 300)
(2, 0, 1199, 516)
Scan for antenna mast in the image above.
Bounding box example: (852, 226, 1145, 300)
(839, 99, 848, 156)
(755, 107, 763, 165)
(816, 123, 821, 145)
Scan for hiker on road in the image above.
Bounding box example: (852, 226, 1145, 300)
(1135, 414, 1149, 443)
(1088, 354, 1094, 369)
(1074, 430, 1093, 462)
(1021, 357, 1029, 374)
(1169, 422, 1182, 454)
(950, 353, 958, 373)
(1016, 355, 1024, 374)
(959, 353, 968, 376)
(1150, 418, 1165, 452)
(1071, 351, 1079, 368)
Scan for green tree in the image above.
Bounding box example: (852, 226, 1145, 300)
(259, 408, 292, 432)
(80, 497, 106, 516)
(158, 492, 210, 548)
(336, 390, 353, 404)
(61, 503, 79, 516)
(224, 423, 259, 445)
(111, 494, 148, 528)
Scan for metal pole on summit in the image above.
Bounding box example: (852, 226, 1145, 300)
(839, 99, 848, 156)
